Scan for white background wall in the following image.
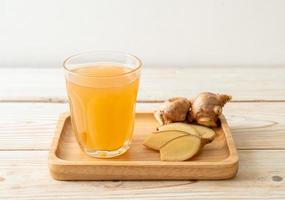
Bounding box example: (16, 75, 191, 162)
(1, 0, 285, 68)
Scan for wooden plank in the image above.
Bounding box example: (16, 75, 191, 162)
(0, 150, 284, 199)
(0, 68, 284, 102)
(0, 102, 284, 150)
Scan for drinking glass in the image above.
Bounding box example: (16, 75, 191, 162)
(63, 51, 142, 158)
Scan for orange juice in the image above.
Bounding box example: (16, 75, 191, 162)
(66, 65, 140, 153)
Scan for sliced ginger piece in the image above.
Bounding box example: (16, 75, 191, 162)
(157, 123, 200, 137)
(160, 135, 201, 161)
(190, 124, 216, 142)
(157, 122, 215, 145)
(143, 130, 188, 150)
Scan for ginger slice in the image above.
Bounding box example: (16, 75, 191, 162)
(160, 135, 201, 161)
(190, 124, 216, 142)
(157, 122, 215, 145)
(157, 122, 200, 137)
(143, 130, 188, 150)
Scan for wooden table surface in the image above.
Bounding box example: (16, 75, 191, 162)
(0, 66, 284, 199)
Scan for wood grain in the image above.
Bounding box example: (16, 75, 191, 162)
(0, 66, 283, 199)
(0, 67, 284, 102)
(1, 150, 284, 199)
(0, 102, 284, 150)
(49, 113, 238, 180)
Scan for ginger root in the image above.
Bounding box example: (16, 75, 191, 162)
(154, 97, 191, 125)
(154, 92, 231, 127)
(145, 92, 231, 161)
(189, 92, 231, 127)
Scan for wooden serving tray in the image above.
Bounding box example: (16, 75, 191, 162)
(49, 112, 239, 180)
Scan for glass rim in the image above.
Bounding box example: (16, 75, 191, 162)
(63, 51, 142, 78)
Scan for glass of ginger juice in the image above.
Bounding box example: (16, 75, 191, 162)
(63, 51, 142, 158)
